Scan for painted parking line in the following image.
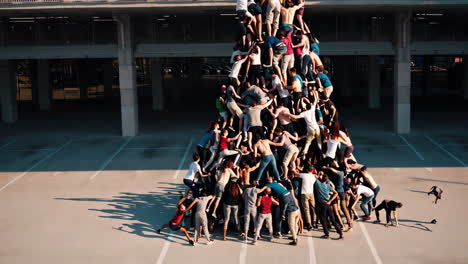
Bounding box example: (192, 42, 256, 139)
(89, 136, 134, 180)
(239, 241, 248, 264)
(0, 139, 73, 193)
(356, 144, 407, 148)
(358, 222, 383, 264)
(173, 136, 195, 180)
(125, 147, 187, 150)
(308, 236, 317, 264)
(156, 137, 194, 264)
(5, 149, 57, 152)
(425, 136, 467, 167)
(0, 140, 15, 151)
(398, 135, 424, 161)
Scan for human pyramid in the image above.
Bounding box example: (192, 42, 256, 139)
(158, 0, 403, 246)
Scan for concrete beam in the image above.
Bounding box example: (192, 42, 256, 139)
(115, 14, 138, 136)
(0, 60, 17, 123)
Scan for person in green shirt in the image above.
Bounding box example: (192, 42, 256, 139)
(216, 91, 228, 129)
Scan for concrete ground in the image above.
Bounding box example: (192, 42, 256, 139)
(0, 98, 467, 264)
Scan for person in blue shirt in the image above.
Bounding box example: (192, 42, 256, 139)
(315, 65, 333, 98)
(323, 166, 353, 232)
(263, 34, 287, 83)
(197, 122, 216, 167)
(314, 172, 344, 240)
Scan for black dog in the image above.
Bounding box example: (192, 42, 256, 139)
(427, 186, 443, 204)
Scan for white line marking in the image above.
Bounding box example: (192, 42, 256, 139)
(356, 144, 407, 148)
(6, 148, 57, 152)
(426, 136, 467, 167)
(125, 147, 186, 150)
(156, 137, 194, 264)
(156, 231, 174, 264)
(0, 140, 15, 151)
(89, 136, 134, 180)
(308, 236, 317, 264)
(425, 167, 433, 172)
(0, 139, 73, 192)
(358, 222, 383, 264)
(173, 136, 194, 180)
(239, 241, 248, 264)
(398, 135, 424, 161)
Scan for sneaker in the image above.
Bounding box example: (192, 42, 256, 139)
(338, 235, 344, 240)
(313, 225, 319, 230)
(269, 236, 274, 242)
(289, 240, 298, 246)
(305, 226, 312, 231)
(273, 233, 282, 239)
(362, 216, 371, 221)
(156, 229, 161, 234)
(321, 235, 330, 239)
(207, 240, 214, 245)
(189, 240, 195, 246)
(252, 240, 257, 245)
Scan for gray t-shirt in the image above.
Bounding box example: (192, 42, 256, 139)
(195, 196, 212, 215)
(243, 187, 260, 207)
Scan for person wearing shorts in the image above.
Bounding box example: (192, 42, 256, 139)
(157, 194, 198, 246)
(248, 0, 263, 41)
(265, 0, 281, 37)
(273, 127, 300, 178)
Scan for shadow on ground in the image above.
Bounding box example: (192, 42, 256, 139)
(55, 182, 190, 243)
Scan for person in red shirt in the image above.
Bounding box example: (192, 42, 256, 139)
(253, 187, 279, 244)
(280, 31, 295, 83)
(157, 194, 198, 246)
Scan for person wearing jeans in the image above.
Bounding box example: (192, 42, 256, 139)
(352, 184, 375, 221)
(253, 187, 279, 244)
(314, 172, 344, 240)
(183, 153, 210, 198)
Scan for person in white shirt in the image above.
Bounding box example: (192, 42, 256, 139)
(299, 165, 318, 230)
(229, 55, 249, 92)
(183, 153, 210, 198)
(236, 0, 257, 33)
(351, 184, 375, 221)
(288, 91, 322, 157)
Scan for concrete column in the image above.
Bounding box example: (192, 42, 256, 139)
(151, 58, 164, 111)
(0, 60, 18, 123)
(37, 59, 51, 111)
(103, 60, 114, 98)
(115, 14, 139, 136)
(78, 61, 89, 101)
(368, 55, 381, 109)
(393, 11, 412, 134)
(464, 56, 468, 100)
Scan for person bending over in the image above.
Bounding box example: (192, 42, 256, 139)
(374, 200, 402, 227)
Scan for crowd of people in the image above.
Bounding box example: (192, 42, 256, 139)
(158, 0, 403, 246)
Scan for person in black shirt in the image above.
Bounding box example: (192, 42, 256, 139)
(222, 180, 244, 240)
(374, 200, 403, 227)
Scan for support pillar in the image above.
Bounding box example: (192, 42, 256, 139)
(37, 59, 51, 111)
(151, 58, 164, 111)
(368, 55, 381, 109)
(103, 60, 114, 98)
(0, 60, 18, 123)
(115, 14, 139, 136)
(78, 61, 89, 101)
(393, 12, 412, 134)
(464, 55, 468, 100)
